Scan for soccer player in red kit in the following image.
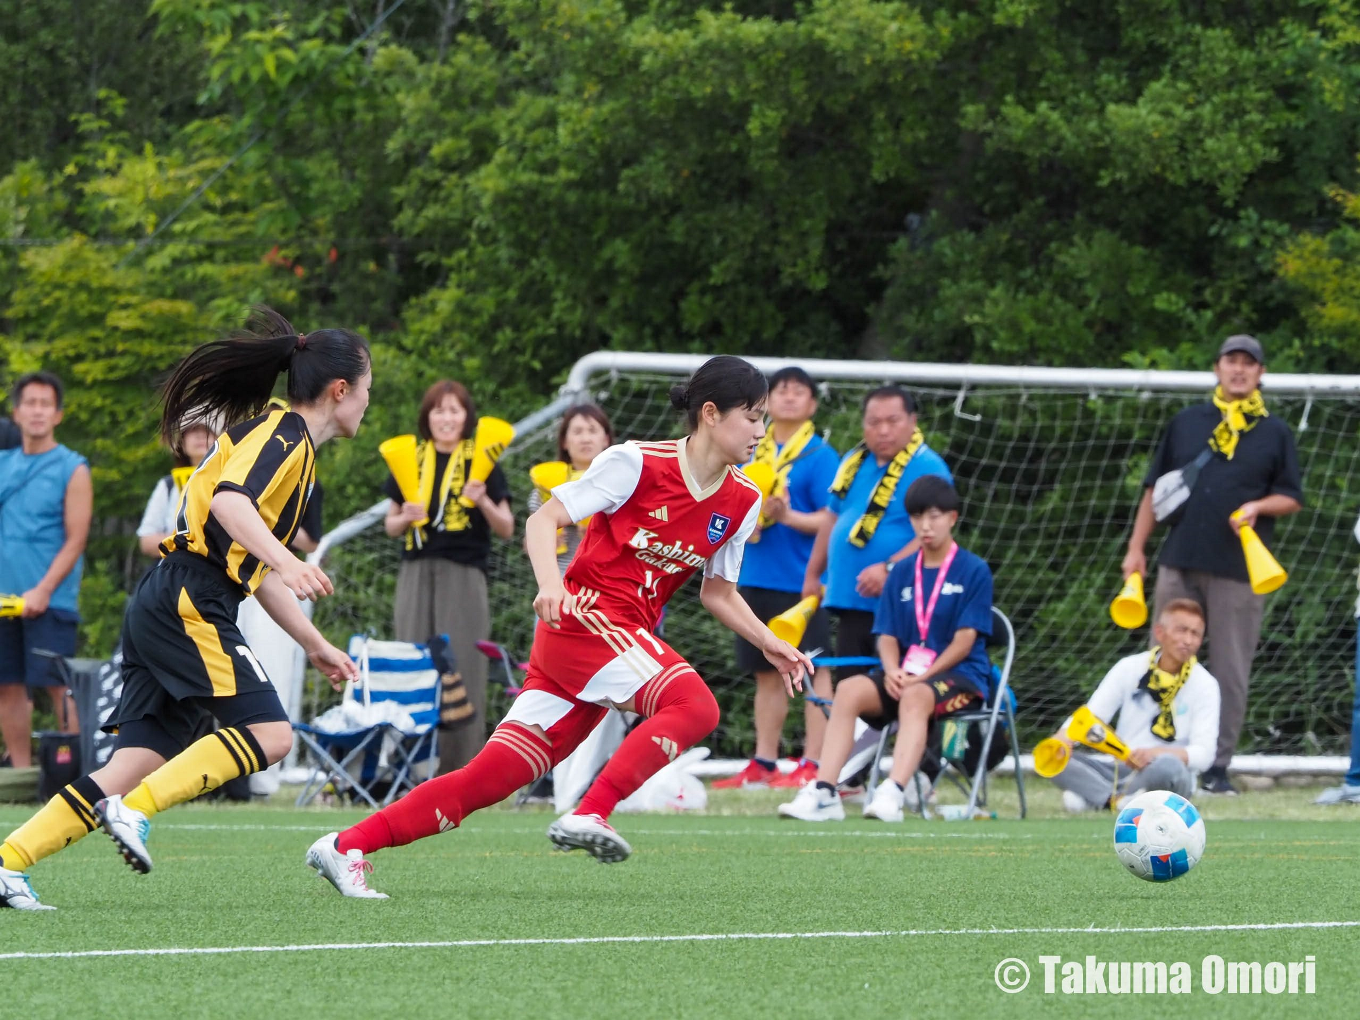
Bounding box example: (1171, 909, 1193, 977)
(307, 356, 813, 895)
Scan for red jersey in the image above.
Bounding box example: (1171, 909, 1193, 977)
(554, 439, 763, 632)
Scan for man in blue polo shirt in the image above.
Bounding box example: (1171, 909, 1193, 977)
(0, 372, 92, 768)
(802, 385, 952, 682)
(718, 367, 841, 790)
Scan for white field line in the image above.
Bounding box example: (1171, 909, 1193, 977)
(5, 920, 1359, 962)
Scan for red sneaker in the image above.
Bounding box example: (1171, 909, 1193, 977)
(712, 760, 777, 789)
(769, 759, 820, 788)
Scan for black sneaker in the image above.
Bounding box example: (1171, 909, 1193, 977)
(1200, 767, 1238, 796)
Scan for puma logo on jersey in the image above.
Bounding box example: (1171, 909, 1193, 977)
(651, 735, 679, 762)
(274, 435, 295, 451)
(648, 506, 669, 522)
(436, 809, 455, 833)
(629, 527, 659, 550)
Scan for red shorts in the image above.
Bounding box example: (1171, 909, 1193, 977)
(499, 605, 699, 762)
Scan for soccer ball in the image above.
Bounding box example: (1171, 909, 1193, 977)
(1112, 789, 1206, 882)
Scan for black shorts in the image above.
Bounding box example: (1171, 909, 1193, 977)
(857, 668, 984, 731)
(831, 609, 877, 681)
(734, 586, 831, 675)
(0, 609, 78, 689)
(104, 553, 287, 758)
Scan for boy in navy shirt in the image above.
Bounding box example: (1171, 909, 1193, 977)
(779, 476, 993, 823)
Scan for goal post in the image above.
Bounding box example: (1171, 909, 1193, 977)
(303, 352, 1360, 772)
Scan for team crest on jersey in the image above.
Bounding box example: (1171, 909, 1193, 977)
(707, 513, 731, 544)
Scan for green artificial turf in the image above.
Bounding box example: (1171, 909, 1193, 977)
(3, 788, 1359, 1020)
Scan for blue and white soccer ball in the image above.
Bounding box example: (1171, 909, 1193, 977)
(1112, 789, 1206, 882)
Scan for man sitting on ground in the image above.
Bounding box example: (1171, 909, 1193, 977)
(779, 476, 994, 823)
(1050, 599, 1220, 811)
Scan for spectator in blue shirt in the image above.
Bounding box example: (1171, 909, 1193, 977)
(781, 476, 992, 823)
(0, 372, 92, 767)
(717, 367, 841, 790)
(802, 386, 951, 681)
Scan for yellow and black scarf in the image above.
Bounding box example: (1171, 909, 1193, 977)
(1209, 386, 1267, 461)
(830, 428, 925, 548)
(750, 420, 816, 528)
(406, 438, 474, 551)
(1137, 646, 1195, 742)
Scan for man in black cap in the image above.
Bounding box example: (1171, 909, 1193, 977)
(1121, 335, 1303, 795)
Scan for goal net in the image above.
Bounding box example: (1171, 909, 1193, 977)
(307, 354, 1360, 761)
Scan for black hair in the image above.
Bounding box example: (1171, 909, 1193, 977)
(12, 371, 65, 410)
(669, 356, 768, 432)
(862, 384, 916, 415)
(159, 306, 370, 447)
(767, 366, 817, 394)
(904, 475, 960, 516)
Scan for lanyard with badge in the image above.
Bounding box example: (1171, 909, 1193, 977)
(902, 542, 958, 675)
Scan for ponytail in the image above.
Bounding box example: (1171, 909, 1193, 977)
(160, 306, 369, 447)
(670, 356, 768, 432)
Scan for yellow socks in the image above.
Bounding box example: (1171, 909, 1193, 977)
(0, 776, 105, 871)
(123, 727, 266, 818)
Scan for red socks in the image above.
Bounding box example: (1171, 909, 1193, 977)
(576, 664, 719, 820)
(337, 723, 551, 854)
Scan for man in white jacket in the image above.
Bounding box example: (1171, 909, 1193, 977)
(1048, 598, 1220, 811)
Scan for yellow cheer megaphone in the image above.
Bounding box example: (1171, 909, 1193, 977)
(379, 434, 425, 527)
(529, 461, 571, 502)
(171, 466, 195, 491)
(769, 594, 820, 646)
(0, 594, 24, 619)
(742, 461, 777, 498)
(1233, 512, 1287, 595)
(1067, 705, 1131, 762)
(1033, 706, 1131, 777)
(1032, 737, 1071, 778)
(459, 417, 516, 508)
(1109, 572, 1148, 629)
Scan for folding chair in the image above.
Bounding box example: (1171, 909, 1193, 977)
(293, 636, 441, 808)
(865, 607, 1026, 819)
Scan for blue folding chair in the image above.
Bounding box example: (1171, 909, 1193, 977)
(293, 636, 441, 808)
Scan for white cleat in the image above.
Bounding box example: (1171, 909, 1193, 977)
(547, 813, 632, 864)
(777, 782, 846, 822)
(306, 833, 389, 899)
(862, 780, 906, 823)
(0, 867, 55, 911)
(1062, 790, 1096, 813)
(94, 795, 152, 874)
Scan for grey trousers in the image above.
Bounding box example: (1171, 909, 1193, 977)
(1051, 750, 1194, 807)
(1152, 565, 1264, 769)
(393, 558, 490, 775)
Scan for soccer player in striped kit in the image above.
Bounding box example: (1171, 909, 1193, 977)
(308, 356, 812, 896)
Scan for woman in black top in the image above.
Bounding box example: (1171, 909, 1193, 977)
(384, 379, 513, 773)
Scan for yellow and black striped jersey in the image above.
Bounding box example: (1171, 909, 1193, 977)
(162, 409, 316, 596)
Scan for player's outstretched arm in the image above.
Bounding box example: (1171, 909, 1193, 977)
(211, 490, 333, 600)
(254, 570, 358, 690)
(701, 575, 812, 695)
(526, 497, 575, 626)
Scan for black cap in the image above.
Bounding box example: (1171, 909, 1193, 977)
(1217, 334, 1264, 363)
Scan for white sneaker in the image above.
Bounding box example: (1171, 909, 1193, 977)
(0, 867, 54, 911)
(94, 795, 152, 874)
(547, 813, 632, 864)
(1315, 784, 1360, 805)
(902, 771, 936, 812)
(1062, 790, 1095, 813)
(305, 833, 389, 899)
(777, 782, 845, 822)
(862, 780, 906, 823)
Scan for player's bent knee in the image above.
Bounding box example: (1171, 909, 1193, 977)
(690, 684, 721, 738)
(246, 720, 294, 766)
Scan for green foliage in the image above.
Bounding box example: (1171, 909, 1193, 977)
(5, 0, 1360, 668)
